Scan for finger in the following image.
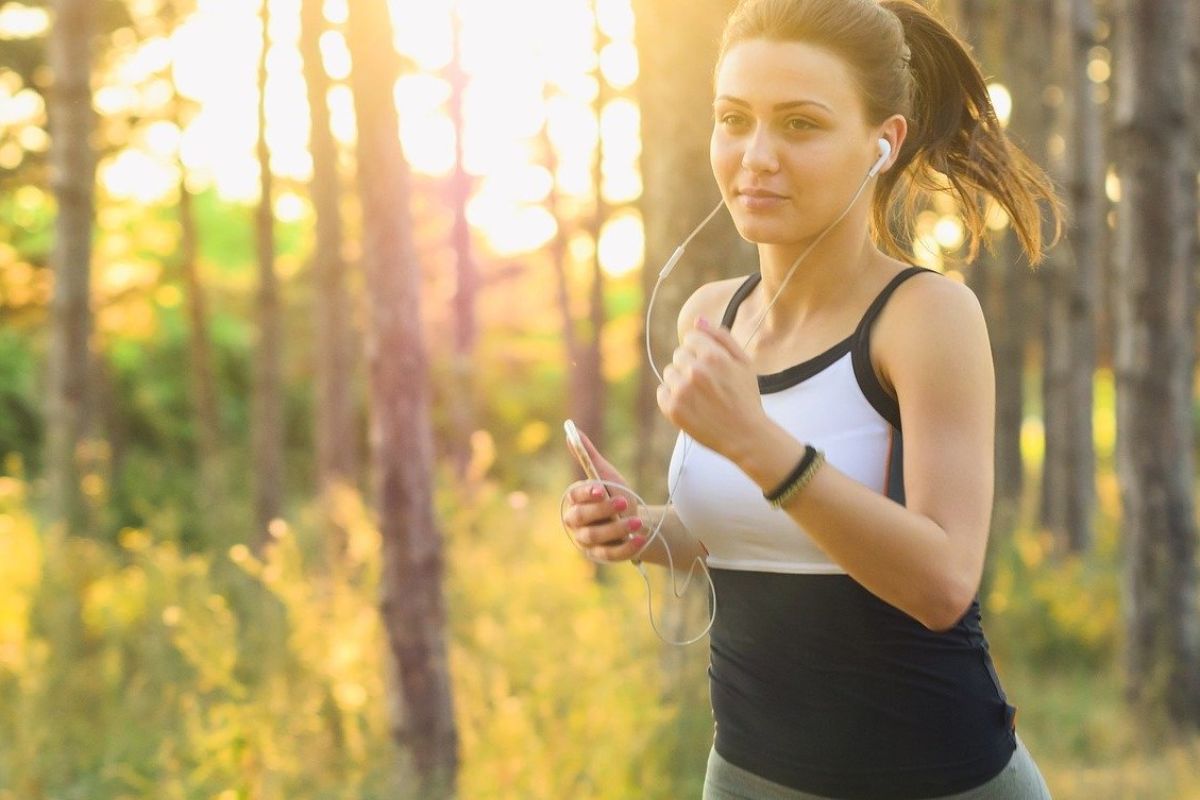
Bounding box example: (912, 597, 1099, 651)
(696, 316, 750, 363)
(591, 527, 648, 561)
(568, 481, 608, 505)
(574, 494, 631, 529)
(662, 362, 684, 392)
(591, 533, 647, 563)
(681, 329, 712, 359)
(582, 517, 646, 550)
(671, 343, 696, 371)
(576, 515, 630, 547)
(592, 512, 642, 545)
(600, 532, 648, 563)
(682, 329, 727, 375)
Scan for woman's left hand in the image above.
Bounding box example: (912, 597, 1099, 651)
(656, 316, 768, 459)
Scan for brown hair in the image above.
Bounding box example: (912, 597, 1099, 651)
(716, 0, 1063, 265)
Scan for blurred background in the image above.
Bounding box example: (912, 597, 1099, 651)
(1, 0, 1199, 797)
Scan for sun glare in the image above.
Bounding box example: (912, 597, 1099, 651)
(598, 211, 644, 277)
(987, 82, 1012, 128)
(0, 3, 50, 38)
(88, 0, 642, 273)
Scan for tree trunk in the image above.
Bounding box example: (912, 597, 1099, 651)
(541, 104, 584, 445)
(179, 167, 225, 515)
(630, 0, 752, 739)
(1041, 0, 1102, 554)
(345, 0, 458, 793)
(541, 91, 607, 585)
(446, 4, 478, 478)
(1112, 0, 1200, 736)
(253, 0, 285, 548)
(300, 0, 357, 557)
(44, 0, 97, 533)
(630, 0, 754, 498)
(957, 0, 1024, 538)
(580, 0, 610, 457)
(160, 0, 226, 539)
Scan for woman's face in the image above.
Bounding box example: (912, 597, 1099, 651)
(711, 39, 885, 245)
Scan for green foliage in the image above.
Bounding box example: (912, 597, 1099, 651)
(3, 446, 1200, 798)
(0, 330, 41, 468)
(442, 465, 712, 799)
(0, 474, 401, 799)
(984, 521, 1121, 671)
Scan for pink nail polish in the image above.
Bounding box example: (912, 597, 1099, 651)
(627, 517, 643, 532)
(632, 535, 646, 548)
(613, 497, 628, 512)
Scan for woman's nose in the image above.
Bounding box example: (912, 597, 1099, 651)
(741, 125, 779, 173)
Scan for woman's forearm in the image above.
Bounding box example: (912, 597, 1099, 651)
(634, 503, 708, 570)
(731, 418, 975, 632)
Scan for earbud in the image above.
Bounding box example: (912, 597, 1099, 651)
(869, 138, 892, 177)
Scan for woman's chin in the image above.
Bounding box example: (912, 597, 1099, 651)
(732, 219, 796, 245)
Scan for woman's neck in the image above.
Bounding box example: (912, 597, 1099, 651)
(751, 219, 879, 338)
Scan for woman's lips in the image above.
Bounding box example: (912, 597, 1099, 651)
(737, 188, 788, 210)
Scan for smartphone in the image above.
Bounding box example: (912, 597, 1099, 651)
(564, 419, 605, 488)
(564, 419, 633, 547)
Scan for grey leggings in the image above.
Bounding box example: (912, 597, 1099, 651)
(702, 734, 1053, 800)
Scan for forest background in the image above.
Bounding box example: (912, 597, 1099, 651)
(2, 0, 1200, 798)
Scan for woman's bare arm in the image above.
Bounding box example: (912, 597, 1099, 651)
(729, 277, 995, 631)
(633, 503, 708, 570)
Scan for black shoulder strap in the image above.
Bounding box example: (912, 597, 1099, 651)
(720, 273, 762, 330)
(854, 265, 937, 334)
(850, 265, 940, 430)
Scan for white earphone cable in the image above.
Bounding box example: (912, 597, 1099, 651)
(563, 142, 889, 646)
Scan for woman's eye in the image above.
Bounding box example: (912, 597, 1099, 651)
(718, 113, 747, 128)
(786, 118, 815, 131)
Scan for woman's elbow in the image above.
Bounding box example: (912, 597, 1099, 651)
(921, 576, 978, 633)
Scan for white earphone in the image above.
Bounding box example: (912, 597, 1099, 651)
(869, 137, 892, 178)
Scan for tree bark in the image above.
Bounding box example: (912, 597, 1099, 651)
(300, 0, 357, 557)
(1112, 0, 1200, 735)
(629, 0, 752, 730)
(157, 0, 226, 536)
(630, 0, 754, 498)
(178, 165, 225, 516)
(541, 103, 584, 447)
(957, 0, 1024, 538)
(579, 0, 610, 458)
(345, 0, 458, 793)
(253, 0, 285, 548)
(1041, 0, 1102, 554)
(446, 4, 478, 478)
(44, 0, 97, 533)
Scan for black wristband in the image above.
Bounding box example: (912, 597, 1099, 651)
(763, 444, 818, 503)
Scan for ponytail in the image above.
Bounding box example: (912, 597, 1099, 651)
(717, 0, 1064, 266)
(878, 0, 1063, 265)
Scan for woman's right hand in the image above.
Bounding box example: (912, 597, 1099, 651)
(563, 429, 648, 563)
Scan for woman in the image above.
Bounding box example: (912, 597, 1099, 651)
(562, 0, 1061, 797)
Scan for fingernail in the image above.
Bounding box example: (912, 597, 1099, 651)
(632, 535, 646, 548)
(627, 517, 643, 532)
(613, 497, 628, 512)
(697, 316, 710, 330)
(591, 486, 604, 498)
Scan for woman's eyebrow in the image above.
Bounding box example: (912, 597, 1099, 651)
(713, 95, 832, 112)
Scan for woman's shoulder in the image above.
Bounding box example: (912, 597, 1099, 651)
(880, 264, 978, 328)
(873, 265, 988, 399)
(675, 274, 754, 344)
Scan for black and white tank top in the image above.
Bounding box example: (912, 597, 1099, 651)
(668, 266, 1019, 799)
(668, 267, 918, 573)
